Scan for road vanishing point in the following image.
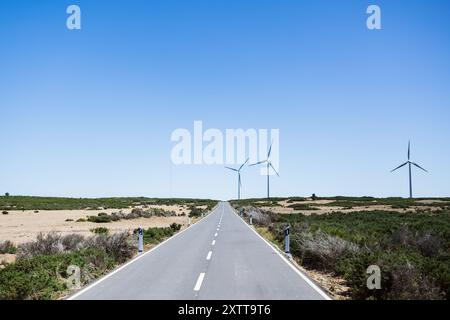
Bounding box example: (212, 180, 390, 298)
(69, 202, 330, 300)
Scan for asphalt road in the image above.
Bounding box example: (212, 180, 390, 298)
(69, 202, 330, 300)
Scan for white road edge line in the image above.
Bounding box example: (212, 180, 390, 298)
(194, 273, 206, 291)
(206, 251, 212, 260)
(67, 204, 219, 300)
(232, 206, 332, 300)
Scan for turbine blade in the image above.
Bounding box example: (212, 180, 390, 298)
(411, 162, 428, 173)
(238, 158, 249, 171)
(408, 140, 411, 160)
(250, 160, 267, 166)
(225, 166, 238, 172)
(391, 162, 408, 172)
(267, 141, 273, 158)
(269, 162, 280, 176)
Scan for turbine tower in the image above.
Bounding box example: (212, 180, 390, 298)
(225, 158, 249, 200)
(391, 141, 428, 199)
(250, 142, 279, 199)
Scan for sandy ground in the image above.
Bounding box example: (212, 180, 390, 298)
(0, 254, 16, 267)
(0, 206, 191, 244)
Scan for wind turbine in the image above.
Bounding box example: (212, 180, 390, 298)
(391, 141, 428, 199)
(250, 142, 279, 199)
(225, 158, 249, 200)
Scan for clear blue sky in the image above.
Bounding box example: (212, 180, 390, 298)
(1, 0, 449, 199)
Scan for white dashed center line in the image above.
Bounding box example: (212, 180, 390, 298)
(214, 233, 218, 237)
(206, 251, 212, 260)
(212, 240, 216, 246)
(194, 273, 205, 291)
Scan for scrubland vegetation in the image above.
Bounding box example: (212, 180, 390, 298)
(0, 196, 217, 211)
(233, 197, 450, 300)
(0, 232, 134, 299)
(0, 195, 212, 300)
(0, 223, 184, 299)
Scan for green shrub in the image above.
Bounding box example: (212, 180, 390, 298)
(87, 215, 113, 223)
(2, 211, 8, 215)
(90, 227, 109, 235)
(188, 206, 203, 217)
(170, 223, 181, 231)
(0, 249, 115, 300)
(137, 225, 181, 245)
(287, 203, 319, 211)
(76, 218, 86, 222)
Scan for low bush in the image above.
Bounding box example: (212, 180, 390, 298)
(17, 231, 133, 263)
(82, 232, 134, 263)
(0, 240, 17, 254)
(91, 227, 109, 235)
(292, 230, 360, 271)
(170, 223, 182, 231)
(137, 223, 182, 245)
(188, 206, 203, 217)
(240, 206, 272, 226)
(2, 211, 8, 215)
(18, 233, 65, 258)
(287, 203, 319, 211)
(61, 234, 84, 252)
(87, 215, 115, 223)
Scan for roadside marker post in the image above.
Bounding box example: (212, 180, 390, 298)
(249, 215, 253, 225)
(138, 227, 143, 254)
(284, 225, 291, 257)
(188, 217, 192, 226)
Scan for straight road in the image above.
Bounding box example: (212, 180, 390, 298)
(69, 202, 329, 300)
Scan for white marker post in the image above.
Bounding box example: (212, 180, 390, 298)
(284, 225, 291, 258)
(138, 227, 143, 254)
(249, 215, 253, 225)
